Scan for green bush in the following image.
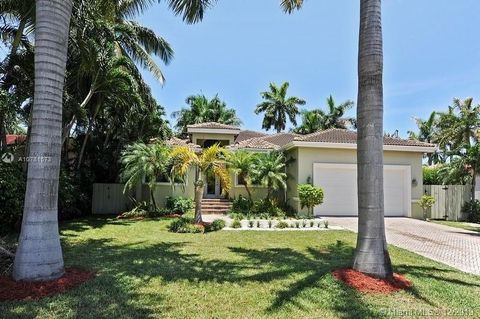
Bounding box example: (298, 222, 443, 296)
(298, 184, 324, 217)
(168, 217, 204, 233)
(276, 221, 289, 229)
(0, 162, 25, 234)
(205, 219, 226, 232)
(165, 196, 194, 214)
(231, 195, 252, 214)
(252, 199, 286, 218)
(462, 200, 480, 223)
(231, 219, 242, 228)
(423, 165, 443, 185)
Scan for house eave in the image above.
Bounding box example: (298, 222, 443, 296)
(283, 141, 437, 153)
(186, 128, 241, 134)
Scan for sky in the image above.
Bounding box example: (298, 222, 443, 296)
(137, 0, 480, 137)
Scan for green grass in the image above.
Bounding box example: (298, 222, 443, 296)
(1, 217, 480, 319)
(431, 220, 480, 233)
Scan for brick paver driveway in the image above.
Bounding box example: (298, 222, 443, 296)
(327, 217, 480, 275)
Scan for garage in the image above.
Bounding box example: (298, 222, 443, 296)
(313, 163, 411, 217)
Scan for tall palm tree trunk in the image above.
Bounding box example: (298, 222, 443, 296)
(13, 0, 74, 281)
(353, 0, 393, 279)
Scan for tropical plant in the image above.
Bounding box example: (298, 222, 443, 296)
(419, 195, 435, 220)
(172, 94, 241, 135)
(205, 219, 226, 232)
(13, 0, 74, 282)
(165, 196, 194, 214)
(408, 111, 440, 165)
(255, 82, 305, 133)
(251, 151, 287, 199)
(171, 144, 231, 223)
(231, 218, 241, 228)
(423, 165, 444, 185)
(276, 221, 289, 229)
(462, 200, 480, 223)
(294, 95, 355, 134)
(436, 98, 480, 149)
(0, 162, 25, 234)
(120, 142, 172, 210)
(168, 217, 204, 233)
(228, 150, 256, 200)
(352, 0, 394, 279)
(297, 184, 324, 217)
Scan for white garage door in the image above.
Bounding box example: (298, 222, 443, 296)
(313, 163, 411, 217)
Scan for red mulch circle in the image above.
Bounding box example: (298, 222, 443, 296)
(0, 267, 95, 301)
(332, 268, 412, 294)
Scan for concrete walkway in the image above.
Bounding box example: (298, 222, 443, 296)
(327, 217, 480, 276)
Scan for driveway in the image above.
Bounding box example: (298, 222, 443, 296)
(327, 217, 480, 276)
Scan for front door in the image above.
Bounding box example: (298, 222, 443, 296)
(204, 173, 222, 198)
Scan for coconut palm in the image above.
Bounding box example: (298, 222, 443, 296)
(252, 151, 287, 199)
(228, 150, 256, 200)
(171, 144, 231, 223)
(13, 0, 74, 282)
(294, 95, 355, 134)
(172, 94, 241, 135)
(255, 82, 305, 133)
(352, 0, 393, 279)
(408, 111, 440, 165)
(436, 98, 480, 149)
(120, 142, 172, 210)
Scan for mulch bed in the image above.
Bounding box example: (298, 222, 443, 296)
(332, 268, 412, 294)
(0, 267, 95, 301)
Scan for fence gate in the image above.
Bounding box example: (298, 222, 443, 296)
(423, 185, 471, 221)
(92, 183, 133, 215)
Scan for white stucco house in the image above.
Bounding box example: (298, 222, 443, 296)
(146, 122, 436, 219)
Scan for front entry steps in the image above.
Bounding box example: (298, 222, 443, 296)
(201, 198, 232, 214)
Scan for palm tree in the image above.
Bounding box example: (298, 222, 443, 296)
(252, 151, 287, 199)
(436, 98, 480, 149)
(228, 150, 256, 200)
(172, 94, 241, 135)
(352, 0, 393, 279)
(120, 142, 172, 210)
(255, 82, 305, 133)
(294, 95, 355, 134)
(171, 144, 231, 223)
(408, 111, 440, 165)
(13, 0, 74, 281)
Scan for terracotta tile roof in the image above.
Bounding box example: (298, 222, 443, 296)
(262, 133, 299, 147)
(230, 136, 280, 150)
(231, 132, 298, 150)
(186, 122, 240, 130)
(163, 137, 202, 152)
(234, 130, 267, 143)
(6, 134, 26, 145)
(294, 128, 436, 148)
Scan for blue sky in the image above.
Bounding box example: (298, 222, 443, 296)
(139, 0, 480, 137)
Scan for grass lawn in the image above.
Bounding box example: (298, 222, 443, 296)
(1, 217, 480, 319)
(431, 220, 480, 233)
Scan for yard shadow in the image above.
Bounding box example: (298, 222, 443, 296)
(60, 217, 137, 236)
(60, 238, 380, 318)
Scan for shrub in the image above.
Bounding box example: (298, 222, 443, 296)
(268, 219, 273, 228)
(248, 220, 254, 228)
(252, 199, 286, 218)
(231, 219, 242, 228)
(324, 220, 329, 229)
(168, 217, 204, 233)
(419, 195, 435, 220)
(206, 219, 226, 232)
(0, 162, 25, 234)
(166, 196, 194, 214)
(276, 221, 289, 229)
(297, 184, 324, 217)
(232, 195, 253, 214)
(423, 165, 443, 185)
(462, 200, 480, 223)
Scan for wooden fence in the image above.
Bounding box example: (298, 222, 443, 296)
(92, 183, 133, 215)
(423, 185, 471, 221)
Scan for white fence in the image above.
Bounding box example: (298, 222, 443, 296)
(92, 183, 133, 215)
(423, 185, 471, 221)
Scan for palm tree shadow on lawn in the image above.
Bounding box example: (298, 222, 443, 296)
(32, 236, 477, 319)
(60, 238, 385, 318)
